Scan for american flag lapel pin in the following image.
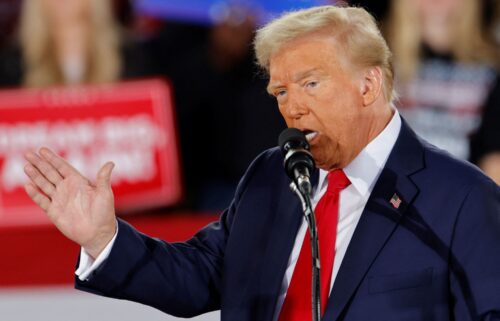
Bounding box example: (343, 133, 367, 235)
(390, 193, 402, 209)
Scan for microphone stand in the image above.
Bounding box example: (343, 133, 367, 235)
(290, 181, 321, 321)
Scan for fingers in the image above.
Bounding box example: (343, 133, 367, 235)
(38, 147, 79, 178)
(24, 150, 64, 186)
(96, 162, 115, 189)
(23, 163, 57, 198)
(24, 182, 51, 211)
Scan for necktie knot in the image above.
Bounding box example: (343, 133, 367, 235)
(326, 169, 350, 191)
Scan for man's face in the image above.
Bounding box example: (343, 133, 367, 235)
(268, 34, 367, 171)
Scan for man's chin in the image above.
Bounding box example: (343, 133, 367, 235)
(312, 155, 339, 171)
(313, 159, 332, 171)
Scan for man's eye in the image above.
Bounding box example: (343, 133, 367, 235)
(306, 81, 318, 88)
(276, 90, 287, 97)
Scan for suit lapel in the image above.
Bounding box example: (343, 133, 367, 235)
(249, 170, 320, 321)
(323, 121, 424, 321)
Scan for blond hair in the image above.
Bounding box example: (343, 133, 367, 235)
(20, 0, 121, 87)
(254, 5, 396, 103)
(385, 0, 497, 83)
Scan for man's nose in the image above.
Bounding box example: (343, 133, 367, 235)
(284, 92, 308, 119)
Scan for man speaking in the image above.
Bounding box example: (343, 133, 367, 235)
(23, 5, 500, 321)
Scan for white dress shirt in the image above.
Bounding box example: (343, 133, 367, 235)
(77, 111, 402, 319)
(75, 225, 118, 280)
(272, 110, 401, 321)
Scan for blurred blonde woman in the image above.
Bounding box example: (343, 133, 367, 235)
(384, 0, 500, 183)
(20, 0, 122, 87)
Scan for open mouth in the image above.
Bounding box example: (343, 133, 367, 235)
(302, 129, 318, 143)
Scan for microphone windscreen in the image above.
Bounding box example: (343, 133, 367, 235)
(278, 128, 307, 152)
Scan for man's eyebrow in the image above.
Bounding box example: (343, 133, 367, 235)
(267, 68, 323, 94)
(292, 68, 322, 82)
(266, 83, 282, 95)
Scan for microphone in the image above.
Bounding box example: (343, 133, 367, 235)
(279, 128, 321, 321)
(278, 128, 316, 195)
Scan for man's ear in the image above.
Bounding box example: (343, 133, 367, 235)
(360, 67, 383, 106)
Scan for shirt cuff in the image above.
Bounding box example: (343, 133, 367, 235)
(75, 223, 118, 281)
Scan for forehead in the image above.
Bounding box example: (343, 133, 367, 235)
(268, 34, 346, 82)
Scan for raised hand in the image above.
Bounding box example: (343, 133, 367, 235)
(23, 147, 117, 259)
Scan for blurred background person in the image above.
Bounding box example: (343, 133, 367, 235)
(21, 0, 121, 86)
(383, 0, 499, 183)
(0, 0, 149, 88)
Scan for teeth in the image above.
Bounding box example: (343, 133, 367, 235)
(305, 131, 318, 142)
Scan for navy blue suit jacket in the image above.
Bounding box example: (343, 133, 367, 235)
(76, 120, 500, 320)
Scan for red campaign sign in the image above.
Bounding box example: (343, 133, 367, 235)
(0, 79, 182, 226)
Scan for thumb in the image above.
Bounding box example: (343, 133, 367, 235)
(96, 161, 115, 189)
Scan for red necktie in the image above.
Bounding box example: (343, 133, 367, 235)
(278, 169, 351, 321)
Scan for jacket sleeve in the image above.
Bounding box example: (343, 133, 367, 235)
(449, 178, 500, 320)
(74, 149, 273, 318)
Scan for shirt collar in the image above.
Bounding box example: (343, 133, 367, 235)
(317, 109, 402, 196)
